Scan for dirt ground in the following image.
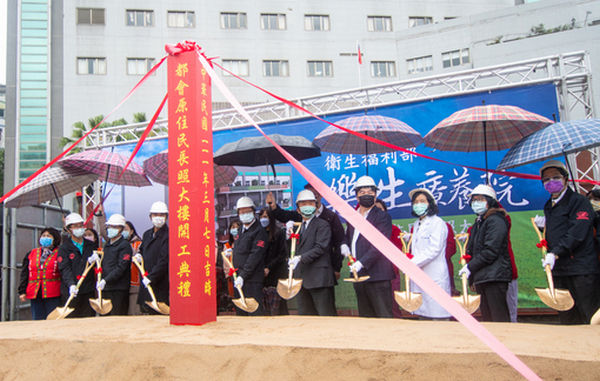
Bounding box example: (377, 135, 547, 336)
(0, 315, 598, 380)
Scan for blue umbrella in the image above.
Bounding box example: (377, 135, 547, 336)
(497, 119, 600, 170)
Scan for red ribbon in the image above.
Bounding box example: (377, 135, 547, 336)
(461, 254, 472, 262)
(290, 233, 300, 239)
(227, 268, 238, 277)
(94, 267, 102, 275)
(406, 252, 414, 260)
(143, 272, 148, 277)
(76, 275, 82, 280)
(536, 240, 548, 249)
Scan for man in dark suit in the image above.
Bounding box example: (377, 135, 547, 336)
(345, 175, 395, 318)
(288, 190, 336, 316)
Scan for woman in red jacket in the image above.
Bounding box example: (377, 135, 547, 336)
(18, 227, 62, 320)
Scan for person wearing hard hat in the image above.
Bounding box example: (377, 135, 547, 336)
(57, 212, 97, 317)
(344, 175, 394, 318)
(407, 188, 451, 320)
(232, 196, 268, 315)
(458, 184, 512, 322)
(534, 160, 600, 324)
(97, 214, 132, 315)
(286, 190, 336, 316)
(134, 201, 170, 314)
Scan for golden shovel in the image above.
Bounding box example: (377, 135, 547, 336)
(451, 233, 481, 315)
(530, 218, 574, 311)
(277, 223, 303, 300)
(89, 250, 113, 315)
(343, 254, 370, 283)
(394, 232, 422, 312)
(132, 256, 170, 315)
(47, 259, 95, 320)
(221, 253, 259, 313)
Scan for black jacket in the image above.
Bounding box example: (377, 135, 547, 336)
(544, 188, 600, 276)
(264, 227, 288, 287)
(102, 236, 132, 291)
(294, 217, 334, 289)
(345, 206, 395, 282)
(233, 220, 268, 283)
(137, 225, 169, 304)
(58, 238, 96, 296)
(466, 208, 512, 285)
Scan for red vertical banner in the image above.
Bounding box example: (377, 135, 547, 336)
(167, 49, 216, 325)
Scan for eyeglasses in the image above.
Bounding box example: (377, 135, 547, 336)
(541, 176, 563, 183)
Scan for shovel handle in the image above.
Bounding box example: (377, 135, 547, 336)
(289, 223, 302, 259)
(530, 218, 548, 256)
(544, 264, 556, 296)
(454, 233, 469, 265)
(132, 256, 160, 304)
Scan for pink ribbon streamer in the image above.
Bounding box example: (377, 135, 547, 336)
(197, 50, 541, 381)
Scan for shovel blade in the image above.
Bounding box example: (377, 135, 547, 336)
(145, 300, 170, 315)
(452, 294, 481, 315)
(89, 298, 113, 315)
(343, 275, 370, 283)
(276, 278, 303, 300)
(394, 291, 423, 312)
(590, 308, 600, 325)
(535, 287, 574, 311)
(232, 297, 259, 313)
(46, 306, 74, 320)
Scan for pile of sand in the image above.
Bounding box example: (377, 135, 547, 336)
(0, 316, 598, 380)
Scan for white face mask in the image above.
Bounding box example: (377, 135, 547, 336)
(152, 216, 166, 228)
(239, 212, 255, 225)
(72, 228, 85, 238)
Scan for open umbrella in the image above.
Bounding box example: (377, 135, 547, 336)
(4, 166, 98, 210)
(58, 149, 151, 187)
(143, 150, 238, 188)
(424, 104, 553, 182)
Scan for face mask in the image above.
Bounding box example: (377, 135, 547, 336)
(471, 200, 488, 215)
(358, 195, 375, 208)
(72, 228, 86, 238)
(152, 216, 166, 228)
(259, 218, 270, 228)
(412, 203, 428, 216)
(121, 230, 130, 240)
(107, 228, 120, 239)
(230, 228, 238, 237)
(39, 237, 53, 248)
(299, 205, 317, 218)
(239, 212, 255, 225)
(544, 179, 564, 194)
(591, 200, 600, 212)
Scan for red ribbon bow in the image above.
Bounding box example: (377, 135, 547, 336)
(406, 252, 414, 260)
(536, 240, 548, 249)
(76, 275, 82, 280)
(94, 267, 102, 275)
(143, 272, 148, 277)
(228, 268, 238, 277)
(461, 254, 472, 262)
(164, 41, 200, 55)
(290, 233, 300, 240)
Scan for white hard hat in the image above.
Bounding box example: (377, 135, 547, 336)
(470, 184, 497, 201)
(64, 213, 84, 227)
(149, 201, 169, 214)
(408, 188, 436, 203)
(354, 175, 378, 191)
(236, 196, 255, 210)
(539, 160, 568, 177)
(296, 189, 316, 203)
(106, 214, 126, 227)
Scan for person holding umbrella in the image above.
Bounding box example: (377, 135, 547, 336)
(58, 213, 97, 318)
(97, 214, 132, 315)
(232, 196, 268, 316)
(459, 185, 512, 322)
(534, 160, 600, 324)
(134, 201, 170, 314)
(345, 175, 394, 318)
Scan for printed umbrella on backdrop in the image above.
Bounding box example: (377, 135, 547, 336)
(3, 166, 98, 212)
(143, 150, 238, 188)
(57, 149, 151, 187)
(312, 114, 423, 175)
(424, 104, 553, 183)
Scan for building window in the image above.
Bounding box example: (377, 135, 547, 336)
(263, 60, 289, 77)
(370, 61, 396, 77)
(126, 10, 154, 27)
(221, 59, 249, 76)
(307, 61, 333, 77)
(221, 12, 247, 29)
(167, 10, 195, 28)
(77, 8, 105, 25)
(406, 55, 433, 74)
(260, 13, 286, 30)
(77, 57, 106, 75)
(442, 48, 470, 68)
(367, 16, 392, 32)
(408, 16, 433, 28)
(127, 58, 155, 75)
(304, 15, 330, 31)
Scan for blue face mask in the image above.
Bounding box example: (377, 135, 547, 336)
(230, 228, 238, 237)
(39, 236, 53, 248)
(107, 228, 120, 239)
(299, 205, 316, 218)
(121, 230, 130, 240)
(239, 212, 255, 225)
(412, 203, 428, 216)
(471, 200, 488, 215)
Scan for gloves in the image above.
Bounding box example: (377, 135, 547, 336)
(458, 265, 471, 278)
(542, 253, 556, 270)
(133, 253, 143, 264)
(534, 215, 546, 229)
(69, 285, 78, 297)
(285, 220, 296, 240)
(288, 256, 301, 270)
(97, 279, 106, 291)
(88, 252, 100, 264)
(349, 260, 363, 273)
(340, 244, 351, 258)
(234, 276, 244, 289)
(142, 277, 151, 288)
(224, 248, 233, 258)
